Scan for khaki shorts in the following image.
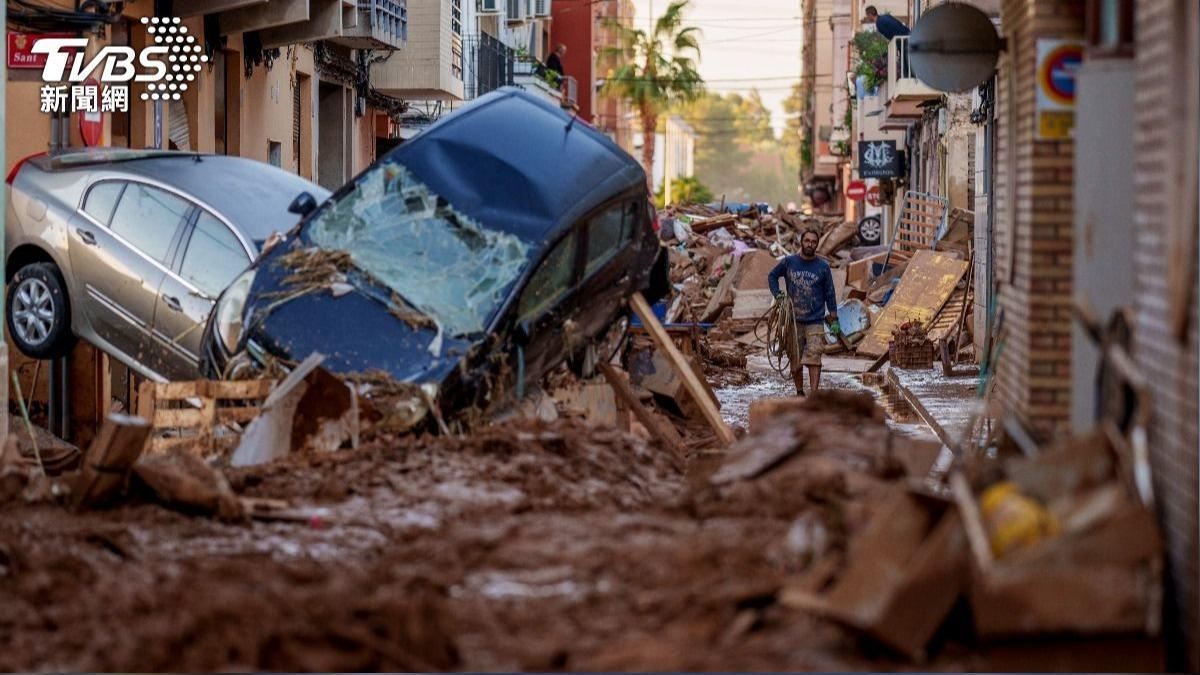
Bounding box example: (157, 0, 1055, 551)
(787, 322, 826, 372)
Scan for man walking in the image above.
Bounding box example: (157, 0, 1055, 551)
(767, 229, 839, 396)
(863, 5, 910, 40)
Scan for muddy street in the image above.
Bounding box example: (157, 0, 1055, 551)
(0, 380, 972, 672)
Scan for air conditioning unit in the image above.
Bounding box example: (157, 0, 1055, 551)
(534, 0, 549, 16)
(506, 0, 523, 22)
(479, 0, 500, 13)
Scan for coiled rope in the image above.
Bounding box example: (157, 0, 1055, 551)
(754, 292, 800, 378)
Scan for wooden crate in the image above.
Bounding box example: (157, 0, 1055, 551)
(137, 379, 276, 454)
(890, 340, 934, 369)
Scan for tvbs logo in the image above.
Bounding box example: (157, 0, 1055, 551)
(35, 16, 207, 112)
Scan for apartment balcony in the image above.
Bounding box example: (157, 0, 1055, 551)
(329, 0, 407, 50)
(371, 0, 464, 100)
(882, 35, 940, 128)
(463, 33, 515, 100)
(512, 59, 562, 107)
(560, 75, 578, 111)
(209, 0, 406, 50)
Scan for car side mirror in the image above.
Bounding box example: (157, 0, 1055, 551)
(287, 191, 318, 216)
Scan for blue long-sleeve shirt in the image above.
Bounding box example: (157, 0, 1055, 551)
(875, 13, 910, 40)
(767, 254, 838, 325)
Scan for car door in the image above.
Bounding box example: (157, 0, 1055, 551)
(512, 227, 582, 383)
(68, 179, 192, 371)
(151, 209, 253, 380)
(574, 198, 638, 340)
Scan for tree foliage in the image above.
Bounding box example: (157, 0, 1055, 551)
(600, 0, 704, 182)
(655, 175, 715, 207)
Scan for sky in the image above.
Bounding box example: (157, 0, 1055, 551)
(630, 0, 804, 134)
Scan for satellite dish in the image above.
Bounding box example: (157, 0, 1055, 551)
(908, 3, 1003, 93)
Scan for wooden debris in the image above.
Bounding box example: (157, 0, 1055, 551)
(138, 377, 276, 455)
(598, 363, 685, 460)
(857, 251, 969, 357)
(71, 413, 152, 509)
(630, 292, 736, 446)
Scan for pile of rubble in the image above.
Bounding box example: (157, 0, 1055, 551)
(657, 202, 977, 374)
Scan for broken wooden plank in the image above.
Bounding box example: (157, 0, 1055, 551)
(598, 363, 685, 460)
(71, 413, 152, 509)
(631, 292, 736, 446)
(857, 250, 970, 357)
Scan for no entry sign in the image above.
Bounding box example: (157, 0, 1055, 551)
(867, 185, 881, 207)
(1035, 39, 1082, 139)
(846, 180, 867, 201)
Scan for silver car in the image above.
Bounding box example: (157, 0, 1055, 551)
(5, 148, 329, 382)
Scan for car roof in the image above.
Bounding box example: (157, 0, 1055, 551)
(34, 149, 329, 243)
(380, 87, 647, 244)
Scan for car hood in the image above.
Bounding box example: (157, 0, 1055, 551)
(242, 255, 476, 384)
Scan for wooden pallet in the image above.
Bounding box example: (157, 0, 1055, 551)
(882, 191, 949, 267)
(136, 379, 276, 454)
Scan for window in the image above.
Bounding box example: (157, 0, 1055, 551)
(82, 181, 124, 225)
(180, 212, 249, 296)
(584, 201, 631, 276)
(518, 230, 578, 320)
(109, 183, 190, 262)
(268, 140, 282, 168)
(1086, 0, 1133, 54)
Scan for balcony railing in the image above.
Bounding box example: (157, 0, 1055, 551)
(886, 36, 940, 103)
(561, 75, 578, 110)
(333, 0, 407, 50)
(464, 33, 515, 100)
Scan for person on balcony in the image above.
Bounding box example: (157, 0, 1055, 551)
(546, 43, 567, 84)
(863, 6, 910, 40)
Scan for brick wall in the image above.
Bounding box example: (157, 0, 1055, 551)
(993, 0, 1083, 440)
(1132, 0, 1199, 668)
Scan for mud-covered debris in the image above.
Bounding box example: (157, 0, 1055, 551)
(273, 245, 357, 292)
(133, 448, 243, 520)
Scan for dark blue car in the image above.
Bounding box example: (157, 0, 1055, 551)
(201, 88, 667, 424)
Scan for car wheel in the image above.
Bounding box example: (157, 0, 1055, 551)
(7, 262, 76, 359)
(857, 215, 883, 246)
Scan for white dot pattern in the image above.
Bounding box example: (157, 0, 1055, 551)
(138, 15, 206, 98)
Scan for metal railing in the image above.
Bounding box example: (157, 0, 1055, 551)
(360, 0, 407, 44)
(887, 35, 913, 94)
(561, 75, 577, 109)
(463, 33, 515, 99)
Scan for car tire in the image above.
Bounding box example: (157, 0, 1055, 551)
(857, 215, 883, 246)
(7, 262, 76, 360)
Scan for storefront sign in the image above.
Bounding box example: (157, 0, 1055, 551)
(8, 31, 76, 69)
(1035, 39, 1083, 140)
(858, 140, 901, 179)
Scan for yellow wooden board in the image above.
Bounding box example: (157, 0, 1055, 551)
(857, 250, 970, 357)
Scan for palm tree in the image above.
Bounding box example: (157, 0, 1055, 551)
(600, 0, 704, 185)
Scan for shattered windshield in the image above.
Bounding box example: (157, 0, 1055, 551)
(305, 161, 531, 337)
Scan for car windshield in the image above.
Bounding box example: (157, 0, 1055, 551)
(304, 160, 531, 337)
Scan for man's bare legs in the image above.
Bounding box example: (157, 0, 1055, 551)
(792, 369, 805, 396)
(807, 365, 822, 392)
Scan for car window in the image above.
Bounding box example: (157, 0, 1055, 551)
(584, 201, 632, 276)
(109, 183, 190, 262)
(82, 181, 124, 225)
(180, 211, 249, 296)
(518, 230, 579, 321)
